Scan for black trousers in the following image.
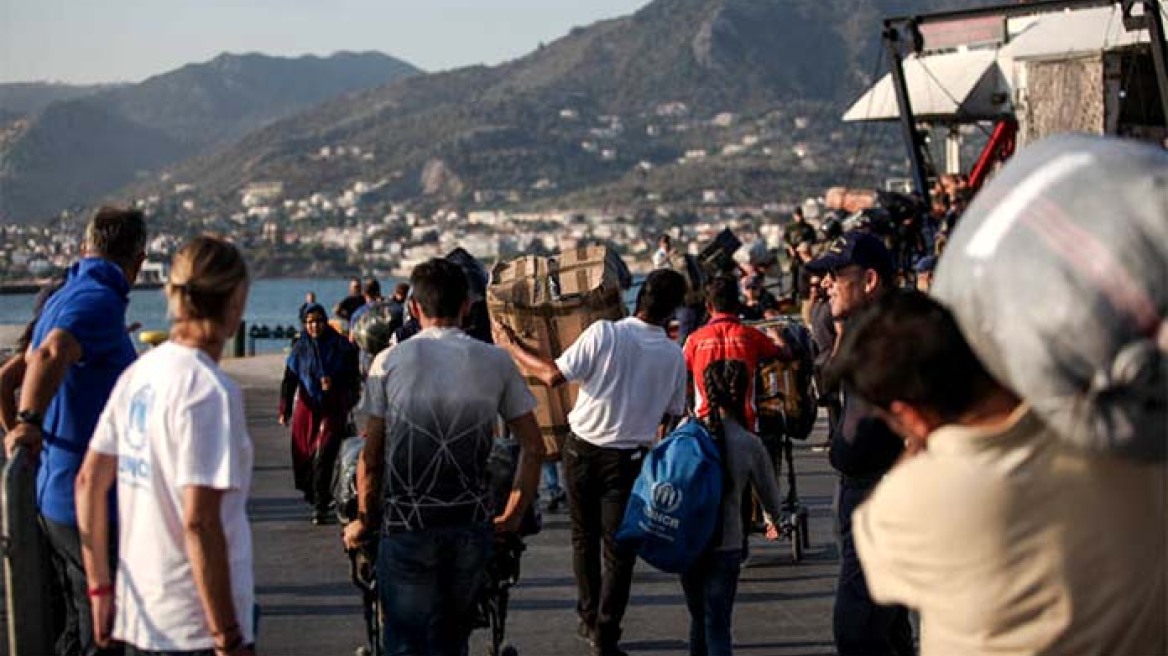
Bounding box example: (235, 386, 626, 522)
(562, 434, 645, 649)
(312, 430, 343, 513)
(41, 516, 123, 656)
(832, 481, 914, 656)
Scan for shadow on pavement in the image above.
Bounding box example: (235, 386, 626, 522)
(258, 582, 354, 597)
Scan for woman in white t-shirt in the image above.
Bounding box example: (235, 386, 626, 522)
(76, 236, 256, 656)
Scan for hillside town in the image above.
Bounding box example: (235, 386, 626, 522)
(1, 97, 898, 283)
(0, 194, 805, 283)
(1, 100, 875, 283)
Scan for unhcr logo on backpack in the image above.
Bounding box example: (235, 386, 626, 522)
(651, 482, 683, 514)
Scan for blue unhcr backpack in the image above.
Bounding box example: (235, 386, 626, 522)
(615, 419, 723, 573)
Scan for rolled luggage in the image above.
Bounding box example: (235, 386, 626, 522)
(933, 134, 1168, 461)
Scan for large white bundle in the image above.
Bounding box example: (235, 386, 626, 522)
(933, 135, 1167, 461)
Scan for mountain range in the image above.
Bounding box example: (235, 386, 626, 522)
(154, 0, 995, 212)
(0, 52, 419, 221)
(2, 0, 996, 223)
(0, 82, 124, 116)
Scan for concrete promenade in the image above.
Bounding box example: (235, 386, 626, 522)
(221, 354, 840, 656)
(0, 347, 840, 656)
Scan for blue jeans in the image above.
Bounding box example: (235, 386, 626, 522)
(377, 523, 492, 656)
(541, 461, 563, 495)
(680, 549, 743, 656)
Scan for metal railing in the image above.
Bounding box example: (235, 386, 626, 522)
(743, 316, 806, 330)
(2, 446, 54, 656)
(246, 322, 300, 356)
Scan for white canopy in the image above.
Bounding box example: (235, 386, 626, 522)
(843, 49, 1011, 122)
(1003, 4, 1165, 61)
(843, 3, 1167, 123)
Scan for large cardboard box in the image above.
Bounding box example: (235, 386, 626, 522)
(555, 244, 633, 297)
(489, 245, 629, 459)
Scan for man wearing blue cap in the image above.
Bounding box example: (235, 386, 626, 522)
(804, 231, 914, 656)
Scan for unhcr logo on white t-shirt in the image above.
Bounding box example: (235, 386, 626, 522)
(127, 385, 153, 450)
(120, 384, 154, 486)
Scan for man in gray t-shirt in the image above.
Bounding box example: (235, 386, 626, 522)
(363, 328, 536, 531)
(345, 258, 544, 656)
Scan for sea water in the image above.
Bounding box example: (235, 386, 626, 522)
(0, 276, 645, 355)
(0, 278, 361, 354)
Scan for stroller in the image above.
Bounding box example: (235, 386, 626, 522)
(755, 418, 812, 562)
(334, 437, 383, 656)
(474, 531, 526, 656)
(752, 321, 817, 562)
(333, 435, 539, 656)
(474, 436, 541, 656)
(348, 537, 382, 656)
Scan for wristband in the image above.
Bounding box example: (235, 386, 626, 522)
(15, 409, 43, 430)
(87, 584, 114, 598)
(212, 621, 240, 638)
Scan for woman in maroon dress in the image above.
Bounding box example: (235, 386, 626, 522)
(279, 303, 360, 524)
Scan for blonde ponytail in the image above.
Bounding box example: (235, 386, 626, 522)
(165, 236, 249, 343)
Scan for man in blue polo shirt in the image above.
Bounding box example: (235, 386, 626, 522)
(6, 207, 147, 656)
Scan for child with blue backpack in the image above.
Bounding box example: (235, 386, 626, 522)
(684, 359, 785, 656)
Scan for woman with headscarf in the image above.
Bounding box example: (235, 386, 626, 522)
(279, 303, 360, 524)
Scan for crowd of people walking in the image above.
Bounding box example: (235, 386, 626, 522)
(0, 134, 1164, 656)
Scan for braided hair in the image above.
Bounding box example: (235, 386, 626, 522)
(702, 359, 749, 446)
(701, 359, 748, 550)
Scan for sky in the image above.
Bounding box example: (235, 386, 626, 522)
(0, 0, 652, 85)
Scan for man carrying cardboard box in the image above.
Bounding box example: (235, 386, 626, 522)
(496, 268, 688, 656)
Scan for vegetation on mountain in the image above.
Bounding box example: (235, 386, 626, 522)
(0, 101, 187, 221)
(97, 51, 421, 146)
(147, 0, 996, 213)
(0, 82, 120, 117)
(0, 52, 420, 222)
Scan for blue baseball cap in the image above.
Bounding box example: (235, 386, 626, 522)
(914, 255, 937, 273)
(804, 231, 894, 280)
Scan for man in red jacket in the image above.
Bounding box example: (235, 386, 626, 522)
(684, 275, 789, 431)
